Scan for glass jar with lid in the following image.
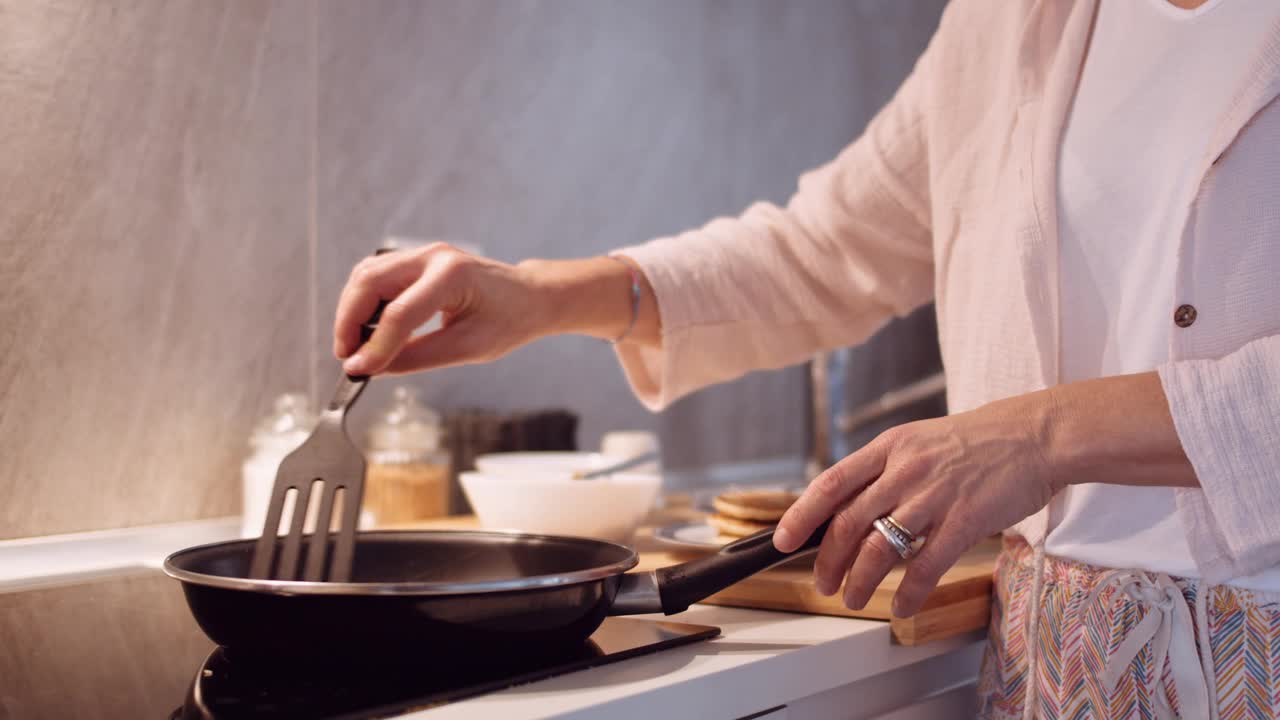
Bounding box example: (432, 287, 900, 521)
(364, 385, 451, 527)
(242, 393, 315, 537)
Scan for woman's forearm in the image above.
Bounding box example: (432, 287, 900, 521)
(518, 257, 1200, 492)
(775, 369, 1201, 614)
(521, 255, 662, 347)
(1044, 371, 1199, 489)
(523, 256, 1203, 494)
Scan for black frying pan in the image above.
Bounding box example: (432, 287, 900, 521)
(163, 524, 827, 662)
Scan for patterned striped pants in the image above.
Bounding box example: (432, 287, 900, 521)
(977, 536, 1280, 719)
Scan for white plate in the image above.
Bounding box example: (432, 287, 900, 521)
(650, 521, 729, 551)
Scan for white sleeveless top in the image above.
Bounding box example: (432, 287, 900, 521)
(1049, 0, 1280, 589)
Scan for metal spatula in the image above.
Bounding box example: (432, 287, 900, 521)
(249, 256, 390, 583)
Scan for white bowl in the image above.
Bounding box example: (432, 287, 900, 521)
(473, 451, 627, 476)
(459, 470, 662, 545)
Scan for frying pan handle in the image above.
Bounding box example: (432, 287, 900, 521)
(346, 247, 397, 382)
(653, 520, 830, 615)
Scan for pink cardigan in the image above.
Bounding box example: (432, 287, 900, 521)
(615, 0, 1280, 584)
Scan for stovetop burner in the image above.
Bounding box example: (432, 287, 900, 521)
(172, 618, 719, 719)
(0, 570, 717, 720)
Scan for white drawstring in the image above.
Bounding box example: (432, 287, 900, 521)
(1087, 570, 1212, 720)
(1021, 544, 1048, 720)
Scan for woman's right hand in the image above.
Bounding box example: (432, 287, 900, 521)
(334, 244, 653, 377)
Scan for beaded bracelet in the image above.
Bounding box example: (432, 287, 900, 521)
(607, 255, 641, 344)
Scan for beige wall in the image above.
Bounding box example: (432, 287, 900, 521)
(0, 0, 945, 539)
(0, 1, 313, 538)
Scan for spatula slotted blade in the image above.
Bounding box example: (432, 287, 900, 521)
(250, 247, 388, 583)
(249, 378, 369, 583)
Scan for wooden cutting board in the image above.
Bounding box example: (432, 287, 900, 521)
(633, 537, 998, 646)
(393, 514, 997, 646)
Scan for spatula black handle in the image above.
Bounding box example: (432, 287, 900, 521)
(347, 247, 398, 382)
(359, 301, 387, 345)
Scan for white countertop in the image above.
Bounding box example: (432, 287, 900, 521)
(406, 606, 983, 720)
(0, 516, 242, 592)
(0, 519, 984, 719)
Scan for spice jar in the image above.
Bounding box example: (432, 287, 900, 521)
(364, 386, 451, 527)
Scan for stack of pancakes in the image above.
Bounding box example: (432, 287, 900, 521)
(707, 490, 799, 541)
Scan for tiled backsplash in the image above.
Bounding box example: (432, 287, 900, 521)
(0, 0, 945, 539)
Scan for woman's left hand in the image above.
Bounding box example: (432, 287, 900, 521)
(773, 388, 1065, 617)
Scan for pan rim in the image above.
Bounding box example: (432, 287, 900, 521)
(162, 529, 639, 597)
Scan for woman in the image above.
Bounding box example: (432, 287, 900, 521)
(334, 0, 1280, 717)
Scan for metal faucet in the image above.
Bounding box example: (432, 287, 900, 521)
(808, 351, 946, 476)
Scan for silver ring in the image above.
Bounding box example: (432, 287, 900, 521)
(873, 516, 920, 560)
(883, 515, 916, 543)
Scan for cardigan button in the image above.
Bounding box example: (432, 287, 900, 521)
(1174, 304, 1197, 328)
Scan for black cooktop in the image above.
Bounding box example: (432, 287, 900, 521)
(0, 571, 718, 720)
